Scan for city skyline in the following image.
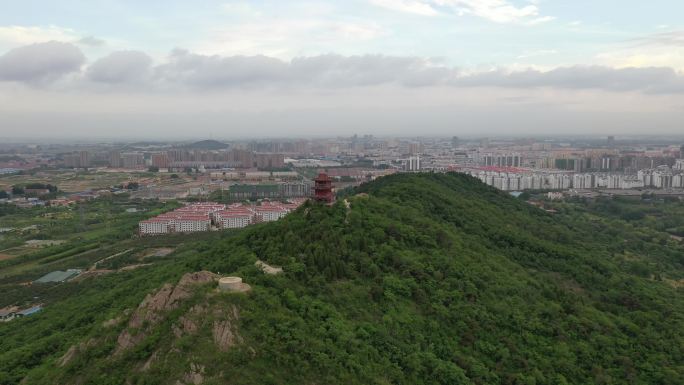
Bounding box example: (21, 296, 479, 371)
(1, 1, 684, 138)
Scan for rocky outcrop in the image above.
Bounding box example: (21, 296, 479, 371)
(255, 260, 283, 275)
(115, 271, 219, 355)
(212, 305, 243, 351)
(140, 350, 159, 372)
(58, 339, 97, 367)
(172, 304, 205, 338)
(102, 316, 122, 328)
(177, 363, 205, 385)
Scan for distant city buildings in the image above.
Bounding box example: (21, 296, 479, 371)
(0, 168, 20, 175)
(405, 156, 421, 172)
(463, 164, 684, 192)
(63, 151, 91, 168)
(5, 136, 684, 198)
(59, 147, 286, 171)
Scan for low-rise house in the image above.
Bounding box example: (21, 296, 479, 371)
(139, 218, 171, 235)
(254, 206, 289, 222)
(215, 208, 254, 229)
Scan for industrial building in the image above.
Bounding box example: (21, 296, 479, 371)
(35, 269, 82, 283)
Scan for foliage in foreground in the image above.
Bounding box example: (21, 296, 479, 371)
(1, 173, 683, 384)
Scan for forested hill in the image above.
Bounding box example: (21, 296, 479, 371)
(2, 173, 683, 384)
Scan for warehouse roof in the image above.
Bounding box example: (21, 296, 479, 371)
(35, 269, 81, 283)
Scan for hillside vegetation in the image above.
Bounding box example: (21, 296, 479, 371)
(1, 173, 683, 385)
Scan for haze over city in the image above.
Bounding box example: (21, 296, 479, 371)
(1, 0, 684, 139)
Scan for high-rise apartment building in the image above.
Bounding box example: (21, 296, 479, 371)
(405, 156, 421, 171)
(122, 153, 144, 169)
(63, 151, 91, 168)
(109, 150, 121, 168)
(151, 153, 170, 168)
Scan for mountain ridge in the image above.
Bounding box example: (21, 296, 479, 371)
(1, 173, 683, 384)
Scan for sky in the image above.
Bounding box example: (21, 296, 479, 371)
(1, 0, 684, 139)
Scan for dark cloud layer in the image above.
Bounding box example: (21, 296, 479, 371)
(156, 49, 288, 87)
(0, 41, 85, 83)
(153, 51, 684, 93)
(155, 51, 452, 88)
(87, 50, 152, 83)
(1, 41, 684, 93)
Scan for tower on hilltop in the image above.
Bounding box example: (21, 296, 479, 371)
(314, 173, 334, 204)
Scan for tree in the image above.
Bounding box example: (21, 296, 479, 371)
(517, 191, 531, 201)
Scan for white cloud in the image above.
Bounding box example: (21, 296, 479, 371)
(0, 25, 80, 49)
(441, 0, 540, 23)
(369, 0, 552, 24)
(634, 30, 684, 47)
(370, 0, 439, 16)
(598, 30, 684, 71)
(194, 19, 386, 58)
(526, 15, 555, 26)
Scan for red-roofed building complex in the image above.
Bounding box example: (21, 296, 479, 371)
(139, 200, 307, 235)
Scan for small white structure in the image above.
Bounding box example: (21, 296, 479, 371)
(218, 276, 251, 293)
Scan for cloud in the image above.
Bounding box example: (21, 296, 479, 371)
(155, 51, 684, 93)
(196, 19, 386, 58)
(86, 50, 152, 83)
(77, 36, 106, 47)
(291, 54, 454, 87)
(526, 15, 555, 25)
(157, 49, 288, 87)
(370, 0, 552, 24)
(370, 0, 439, 16)
(633, 30, 684, 47)
(156, 51, 452, 88)
(0, 41, 85, 83)
(2, 42, 683, 95)
(445, 0, 541, 23)
(598, 30, 684, 71)
(0, 25, 79, 47)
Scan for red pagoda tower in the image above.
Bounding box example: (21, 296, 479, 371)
(314, 172, 334, 204)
